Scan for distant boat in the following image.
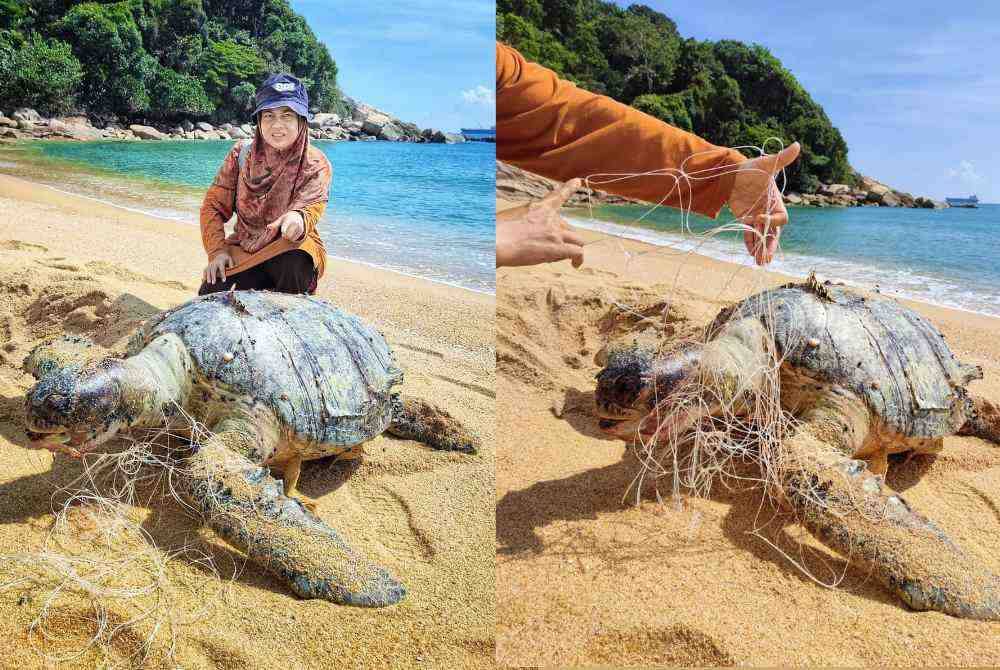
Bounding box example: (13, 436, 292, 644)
(460, 126, 495, 141)
(945, 194, 979, 208)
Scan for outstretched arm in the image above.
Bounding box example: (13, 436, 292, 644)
(496, 42, 799, 264)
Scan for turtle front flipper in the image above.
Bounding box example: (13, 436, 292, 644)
(386, 394, 480, 454)
(184, 426, 405, 607)
(784, 391, 1000, 620)
(958, 395, 1000, 445)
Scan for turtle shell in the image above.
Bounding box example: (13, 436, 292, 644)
(712, 281, 981, 438)
(135, 291, 403, 446)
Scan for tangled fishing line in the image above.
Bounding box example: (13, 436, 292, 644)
(0, 402, 235, 667)
(574, 138, 854, 588)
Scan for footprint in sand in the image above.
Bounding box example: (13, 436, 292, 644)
(358, 486, 436, 561)
(586, 625, 736, 667)
(0, 240, 48, 253)
(35, 258, 81, 272)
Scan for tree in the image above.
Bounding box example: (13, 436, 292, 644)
(149, 64, 214, 119)
(56, 2, 153, 114)
(0, 33, 83, 114)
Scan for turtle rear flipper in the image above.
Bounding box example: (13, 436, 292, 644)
(785, 392, 1000, 620)
(184, 427, 405, 607)
(387, 394, 480, 454)
(23, 335, 100, 379)
(958, 395, 1000, 445)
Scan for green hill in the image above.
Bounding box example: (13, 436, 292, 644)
(0, 0, 344, 123)
(497, 0, 853, 193)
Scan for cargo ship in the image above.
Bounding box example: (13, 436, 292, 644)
(945, 194, 979, 208)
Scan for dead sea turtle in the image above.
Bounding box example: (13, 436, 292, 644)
(594, 275, 1000, 619)
(22, 290, 479, 607)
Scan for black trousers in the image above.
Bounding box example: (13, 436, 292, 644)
(198, 250, 318, 296)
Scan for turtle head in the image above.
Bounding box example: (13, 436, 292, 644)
(24, 359, 130, 457)
(594, 341, 707, 439)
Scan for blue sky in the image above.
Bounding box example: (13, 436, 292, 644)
(291, 1, 495, 133)
(615, 1, 999, 201)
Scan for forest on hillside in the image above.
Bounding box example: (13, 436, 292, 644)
(0, 0, 345, 123)
(498, 0, 853, 192)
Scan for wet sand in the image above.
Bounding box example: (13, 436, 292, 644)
(496, 198, 1000, 666)
(0, 173, 495, 669)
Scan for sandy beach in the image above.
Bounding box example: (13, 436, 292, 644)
(0, 172, 495, 669)
(496, 198, 1000, 666)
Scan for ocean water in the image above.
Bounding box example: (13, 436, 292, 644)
(567, 202, 1000, 317)
(0, 140, 496, 293)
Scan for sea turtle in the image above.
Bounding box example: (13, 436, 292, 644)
(594, 275, 1000, 620)
(22, 290, 479, 608)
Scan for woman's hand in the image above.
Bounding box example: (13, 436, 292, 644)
(203, 251, 233, 285)
(497, 178, 586, 268)
(265, 210, 306, 244)
(727, 142, 800, 265)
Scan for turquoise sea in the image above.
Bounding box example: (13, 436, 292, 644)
(0, 140, 496, 293)
(567, 202, 1000, 317)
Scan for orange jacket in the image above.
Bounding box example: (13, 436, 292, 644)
(200, 142, 329, 279)
(496, 42, 747, 218)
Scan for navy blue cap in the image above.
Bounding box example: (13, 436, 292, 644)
(253, 73, 312, 121)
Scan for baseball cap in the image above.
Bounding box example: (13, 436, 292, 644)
(252, 73, 312, 121)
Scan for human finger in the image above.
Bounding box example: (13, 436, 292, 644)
(771, 141, 800, 173)
(544, 177, 583, 209)
(562, 229, 585, 248)
(566, 244, 584, 268)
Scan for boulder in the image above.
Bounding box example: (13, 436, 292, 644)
(0, 128, 22, 139)
(378, 124, 403, 141)
(219, 122, 233, 131)
(879, 192, 902, 207)
(48, 119, 101, 141)
(228, 126, 249, 139)
(192, 129, 213, 140)
(60, 115, 91, 127)
(361, 112, 391, 136)
(182, 120, 194, 132)
(129, 124, 166, 140)
(310, 112, 341, 129)
(240, 123, 253, 135)
(442, 132, 465, 144)
(196, 121, 214, 132)
(0, 116, 17, 128)
(351, 103, 377, 122)
(13, 108, 42, 124)
(16, 119, 34, 131)
(784, 193, 803, 205)
(820, 183, 850, 195)
(343, 120, 363, 133)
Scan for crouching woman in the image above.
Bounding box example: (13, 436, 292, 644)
(199, 73, 332, 295)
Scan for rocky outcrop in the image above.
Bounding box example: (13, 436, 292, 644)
(783, 173, 947, 209)
(0, 98, 459, 147)
(496, 160, 633, 206)
(48, 118, 101, 141)
(129, 124, 166, 140)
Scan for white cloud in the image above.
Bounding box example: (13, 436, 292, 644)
(947, 160, 985, 187)
(461, 85, 495, 106)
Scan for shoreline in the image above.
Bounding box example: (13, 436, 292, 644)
(564, 208, 1000, 319)
(2, 146, 496, 295)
